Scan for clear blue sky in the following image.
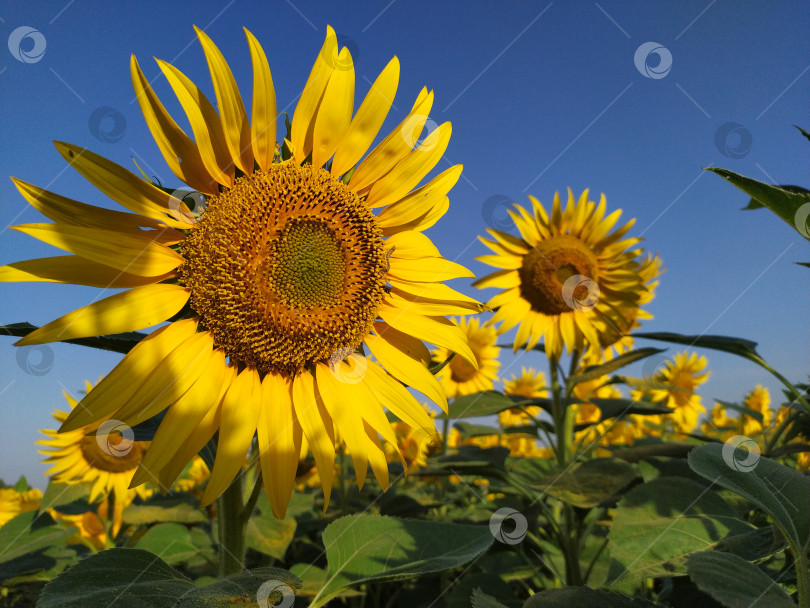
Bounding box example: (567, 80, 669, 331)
(1, 1, 808, 487)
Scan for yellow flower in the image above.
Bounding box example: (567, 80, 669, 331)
(3, 26, 483, 519)
(433, 317, 500, 398)
(475, 189, 655, 359)
(572, 375, 621, 445)
(701, 403, 735, 441)
(384, 421, 435, 473)
(742, 385, 771, 436)
(52, 505, 108, 550)
(498, 367, 547, 428)
(38, 387, 152, 536)
(634, 351, 709, 434)
(0, 487, 42, 528)
(171, 456, 210, 496)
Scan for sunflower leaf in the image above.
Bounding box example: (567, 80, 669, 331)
(632, 332, 765, 366)
(175, 567, 300, 608)
(523, 587, 664, 607)
(568, 348, 666, 384)
(0, 322, 146, 354)
(0, 511, 74, 567)
(309, 514, 493, 608)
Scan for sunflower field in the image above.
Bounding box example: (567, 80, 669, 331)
(1, 6, 809, 608)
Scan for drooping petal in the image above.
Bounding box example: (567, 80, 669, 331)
(363, 361, 435, 437)
(291, 371, 335, 508)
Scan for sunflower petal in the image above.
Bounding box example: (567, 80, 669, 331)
(363, 361, 435, 436)
(364, 423, 389, 490)
(244, 28, 277, 171)
(0, 256, 174, 288)
(312, 47, 354, 169)
(17, 284, 190, 346)
(387, 255, 473, 282)
(374, 165, 461, 228)
(291, 371, 335, 508)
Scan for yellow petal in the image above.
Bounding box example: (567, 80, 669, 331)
(380, 196, 448, 236)
(385, 289, 483, 317)
(312, 47, 354, 169)
(11, 223, 184, 277)
(130, 55, 218, 195)
(53, 142, 194, 228)
(244, 28, 277, 172)
(0, 256, 174, 288)
(291, 371, 335, 508)
(258, 373, 301, 519)
(384, 230, 440, 258)
(388, 277, 482, 309)
(61, 318, 198, 431)
(364, 422, 389, 490)
(375, 165, 461, 228)
(349, 88, 434, 192)
(387, 255, 473, 282)
(331, 57, 399, 177)
(315, 364, 369, 489)
(475, 253, 523, 270)
(157, 59, 235, 187)
(202, 368, 262, 506)
(292, 26, 337, 162)
(17, 284, 190, 346)
(378, 303, 477, 368)
(472, 269, 521, 290)
(195, 26, 254, 174)
(365, 328, 447, 411)
(363, 361, 435, 436)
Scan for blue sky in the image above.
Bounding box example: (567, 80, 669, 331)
(1, 1, 808, 486)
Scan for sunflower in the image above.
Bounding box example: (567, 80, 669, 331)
(498, 367, 547, 428)
(432, 317, 500, 398)
(38, 386, 152, 535)
(742, 385, 772, 436)
(475, 189, 655, 359)
(3, 26, 481, 518)
(0, 486, 42, 528)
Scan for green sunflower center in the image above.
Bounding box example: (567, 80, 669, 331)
(181, 163, 388, 376)
(519, 235, 600, 315)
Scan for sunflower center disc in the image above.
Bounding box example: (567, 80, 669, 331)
(182, 163, 388, 376)
(519, 236, 600, 315)
(79, 434, 145, 473)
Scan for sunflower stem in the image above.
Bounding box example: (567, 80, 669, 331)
(242, 471, 264, 521)
(217, 477, 246, 578)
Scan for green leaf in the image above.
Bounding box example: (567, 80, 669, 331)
(454, 422, 503, 440)
(742, 185, 810, 210)
(246, 511, 297, 560)
(584, 398, 672, 420)
(608, 477, 755, 583)
(526, 459, 637, 508)
(39, 481, 93, 515)
(795, 125, 810, 143)
(448, 391, 525, 419)
(133, 523, 198, 566)
(174, 567, 300, 608)
(471, 587, 510, 608)
(122, 495, 207, 525)
(707, 167, 810, 240)
(309, 514, 494, 608)
(431, 445, 511, 471)
(688, 443, 810, 551)
(13, 477, 29, 492)
(523, 587, 664, 607)
(686, 551, 797, 608)
(0, 322, 146, 354)
(0, 511, 74, 566)
(613, 442, 697, 463)
(633, 332, 766, 366)
(38, 548, 195, 607)
(568, 348, 666, 384)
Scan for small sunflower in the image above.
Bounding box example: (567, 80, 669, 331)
(38, 387, 151, 535)
(0, 486, 42, 528)
(3, 27, 482, 518)
(475, 189, 655, 359)
(432, 317, 500, 398)
(499, 367, 547, 428)
(384, 420, 435, 473)
(742, 385, 772, 436)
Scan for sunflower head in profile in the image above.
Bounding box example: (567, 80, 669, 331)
(432, 317, 500, 398)
(475, 189, 657, 360)
(742, 385, 772, 436)
(0, 486, 42, 528)
(3, 26, 482, 518)
(38, 386, 151, 536)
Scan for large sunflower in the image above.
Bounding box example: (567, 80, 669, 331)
(3, 26, 481, 518)
(432, 316, 500, 398)
(474, 189, 655, 359)
(38, 386, 152, 535)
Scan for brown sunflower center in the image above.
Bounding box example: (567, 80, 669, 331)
(518, 236, 600, 315)
(79, 434, 146, 473)
(181, 163, 388, 376)
(450, 352, 479, 383)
